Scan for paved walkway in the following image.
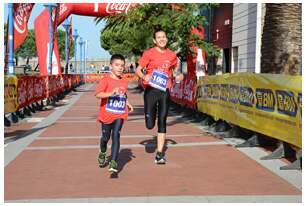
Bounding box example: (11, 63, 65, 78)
(4, 83, 302, 203)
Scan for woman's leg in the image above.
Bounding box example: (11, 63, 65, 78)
(155, 89, 170, 163)
(144, 87, 158, 130)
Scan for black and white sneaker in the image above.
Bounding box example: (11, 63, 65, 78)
(155, 152, 166, 164)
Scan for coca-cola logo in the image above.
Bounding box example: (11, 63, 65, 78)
(14, 4, 33, 34)
(106, 3, 131, 14)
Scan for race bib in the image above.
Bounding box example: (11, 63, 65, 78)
(105, 95, 126, 114)
(149, 70, 169, 91)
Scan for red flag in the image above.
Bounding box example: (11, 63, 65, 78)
(13, 3, 34, 50)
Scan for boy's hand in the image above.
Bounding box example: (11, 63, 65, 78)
(112, 87, 120, 95)
(127, 103, 134, 112)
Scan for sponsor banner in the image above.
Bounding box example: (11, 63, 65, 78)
(14, 75, 81, 110)
(197, 73, 302, 148)
(4, 75, 18, 113)
(13, 3, 35, 50)
(34, 9, 61, 76)
(170, 76, 197, 109)
(85, 74, 138, 83)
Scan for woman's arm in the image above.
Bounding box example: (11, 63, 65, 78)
(136, 65, 151, 82)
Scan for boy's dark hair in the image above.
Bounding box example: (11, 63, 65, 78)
(153, 25, 166, 39)
(110, 54, 125, 64)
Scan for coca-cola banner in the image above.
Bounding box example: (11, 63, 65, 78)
(170, 77, 197, 109)
(15, 74, 81, 110)
(13, 3, 35, 50)
(34, 9, 61, 76)
(85, 73, 139, 83)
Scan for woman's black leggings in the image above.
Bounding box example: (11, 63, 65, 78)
(100, 118, 124, 161)
(144, 87, 170, 133)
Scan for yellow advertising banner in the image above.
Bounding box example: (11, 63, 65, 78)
(197, 73, 302, 148)
(4, 75, 18, 114)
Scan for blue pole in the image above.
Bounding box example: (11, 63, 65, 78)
(83, 40, 87, 83)
(46, 5, 56, 75)
(72, 29, 78, 74)
(79, 37, 83, 77)
(7, 3, 15, 76)
(62, 19, 69, 74)
(65, 27, 69, 73)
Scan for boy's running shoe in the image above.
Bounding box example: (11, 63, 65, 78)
(108, 160, 118, 173)
(97, 151, 106, 166)
(155, 152, 166, 164)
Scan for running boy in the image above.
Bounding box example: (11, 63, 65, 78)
(95, 54, 133, 173)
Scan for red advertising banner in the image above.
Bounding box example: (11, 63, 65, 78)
(13, 3, 35, 50)
(169, 26, 205, 109)
(15, 75, 81, 110)
(34, 9, 61, 76)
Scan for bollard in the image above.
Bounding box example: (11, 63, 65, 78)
(215, 120, 231, 132)
(260, 141, 296, 160)
(235, 133, 277, 148)
(4, 116, 11, 127)
(202, 115, 215, 126)
(11, 112, 19, 123)
(23, 107, 32, 117)
(223, 125, 253, 139)
(190, 112, 207, 123)
(16, 110, 25, 119)
(28, 105, 36, 113)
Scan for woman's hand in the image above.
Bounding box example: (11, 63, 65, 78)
(175, 73, 184, 83)
(142, 74, 151, 82)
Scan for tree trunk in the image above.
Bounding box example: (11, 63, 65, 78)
(15, 57, 18, 66)
(261, 3, 301, 75)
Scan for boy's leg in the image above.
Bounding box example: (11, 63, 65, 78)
(108, 118, 124, 172)
(100, 123, 112, 152)
(98, 123, 111, 165)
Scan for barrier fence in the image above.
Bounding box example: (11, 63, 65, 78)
(4, 74, 82, 113)
(196, 73, 301, 148)
(5, 73, 302, 148)
(4, 73, 138, 114)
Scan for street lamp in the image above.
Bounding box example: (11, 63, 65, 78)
(7, 3, 15, 76)
(84, 40, 88, 83)
(72, 29, 79, 74)
(62, 18, 70, 74)
(43, 3, 58, 75)
(79, 37, 84, 80)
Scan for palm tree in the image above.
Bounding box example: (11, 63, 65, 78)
(261, 3, 301, 75)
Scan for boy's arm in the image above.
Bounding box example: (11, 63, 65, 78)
(95, 88, 119, 99)
(126, 99, 134, 112)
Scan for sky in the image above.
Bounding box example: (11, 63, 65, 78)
(4, 3, 111, 60)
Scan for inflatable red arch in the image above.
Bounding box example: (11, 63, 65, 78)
(34, 3, 205, 80)
(34, 3, 136, 76)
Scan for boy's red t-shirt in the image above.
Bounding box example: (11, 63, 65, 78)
(138, 47, 177, 89)
(95, 74, 128, 124)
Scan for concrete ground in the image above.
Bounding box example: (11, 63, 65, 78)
(4, 83, 302, 203)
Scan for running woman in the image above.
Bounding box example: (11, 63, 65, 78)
(135, 26, 183, 164)
(95, 54, 134, 173)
